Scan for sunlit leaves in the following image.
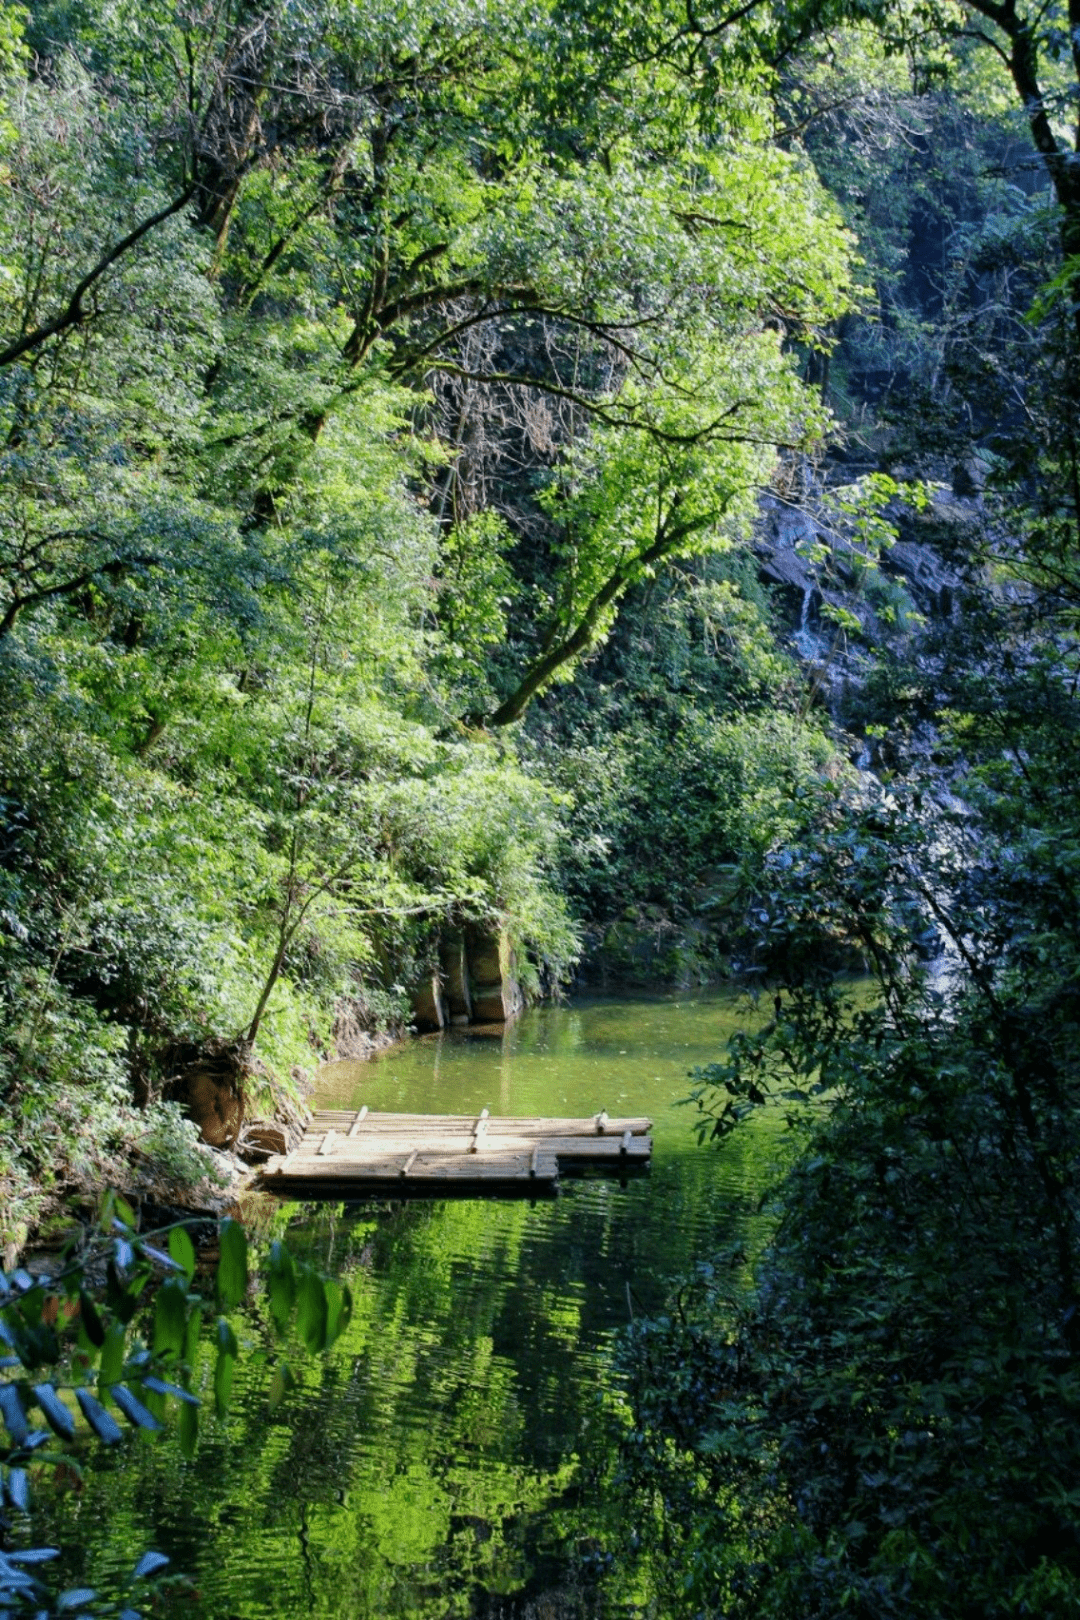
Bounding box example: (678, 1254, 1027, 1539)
(167, 1226, 196, 1282)
(0, 0, 858, 1210)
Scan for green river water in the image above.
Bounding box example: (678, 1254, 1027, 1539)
(32, 990, 788, 1618)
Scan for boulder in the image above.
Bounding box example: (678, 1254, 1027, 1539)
(177, 1046, 246, 1148)
(439, 935, 473, 1025)
(465, 924, 524, 1023)
(412, 972, 448, 1031)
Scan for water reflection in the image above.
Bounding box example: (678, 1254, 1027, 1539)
(33, 992, 786, 1618)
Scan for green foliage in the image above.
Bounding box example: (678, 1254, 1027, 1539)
(617, 615, 1080, 1614)
(435, 512, 519, 708)
(0, 1200, 351, 1616)
(520, 552, 840, 974)
(12, 0, 1080, 1612)
(0, 0, 858, 1220)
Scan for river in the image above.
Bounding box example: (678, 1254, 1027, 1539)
(32, 990, 788, 1618)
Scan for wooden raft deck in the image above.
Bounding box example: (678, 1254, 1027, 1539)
(260, 1107, 653, 1199)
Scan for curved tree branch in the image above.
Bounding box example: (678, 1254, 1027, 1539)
(0, 550, 159, 638)
(483, 509, 717, 726)
(0, 188, 196, 370)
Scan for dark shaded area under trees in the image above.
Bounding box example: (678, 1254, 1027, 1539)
(608, 2, 1080, 1615)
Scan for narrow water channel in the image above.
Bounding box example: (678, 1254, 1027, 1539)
(34, 991, 787, 1618)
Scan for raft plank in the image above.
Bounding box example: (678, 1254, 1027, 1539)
(308, 1111, 651, 1136)
(263, 1148, 560, 1199)
(263, 1107, 652, 1200)
(271, 1151, 557, 1177)
(288, 1132, 650, 1162)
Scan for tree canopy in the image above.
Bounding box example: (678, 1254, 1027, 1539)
(0, 0, 854, 1238)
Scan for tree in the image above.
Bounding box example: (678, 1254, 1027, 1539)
(2, 0, 854, 647)
(484, 330, 828, 725)
(615, 556, 1080, 1614)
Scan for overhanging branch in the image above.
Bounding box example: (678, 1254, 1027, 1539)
(0, 188, 196, 370)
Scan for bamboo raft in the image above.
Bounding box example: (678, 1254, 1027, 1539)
(260, 1107, 652, 1199)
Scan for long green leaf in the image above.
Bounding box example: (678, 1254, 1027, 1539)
(267, 1360, 295, 1410)
(184, 1302, 202, 1372)
(216, 1220, 247, 1309)
(296, 1269, 328, 1354)
(215, 1318, 238, 1358)
(214, 1349, 235, 1418)
(178, 1397, 198, 1460)
(266, 1241, 296, 1331)
(78, 1291, 105, 1350)
(168, 1226, 197, 1283)
(152, 1278, 187, 1358)
(324, 1279, 352, 1348)
(99, 1322, 126, 1386)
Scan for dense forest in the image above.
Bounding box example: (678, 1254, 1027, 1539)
(2, 0, 1079, 1613)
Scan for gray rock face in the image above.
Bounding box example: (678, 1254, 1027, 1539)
(753, 482, 973, 704)
(881, 540, 957, 618)
(380, 927, 527, 1040)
